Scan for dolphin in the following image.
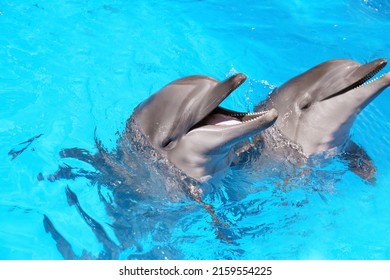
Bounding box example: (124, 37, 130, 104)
(259, 58, 390, 181)
(129, 73, 278, 182)
(42, 74, 278, 255)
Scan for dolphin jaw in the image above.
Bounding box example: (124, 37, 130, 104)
(189, 107, 277, 132)
(320, 58, 388, 102)
(182, 73, 277, 135)
(355, 71, 390, 89)
(353, 60, 388, 89)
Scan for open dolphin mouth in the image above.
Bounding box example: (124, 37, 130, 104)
(156, 73, 278, 150)
(188, 74, 277, 132)
(321, 58, 388, 101)
(196, 107, 273, 127)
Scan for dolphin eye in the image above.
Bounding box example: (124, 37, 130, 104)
(299, 98, 312, 110)
(301, 103, 310, 110)
(161, 138, 175, 150)
(161, 138, 171, 148)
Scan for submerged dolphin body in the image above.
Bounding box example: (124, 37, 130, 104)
(130, 74, 278, 182)
(258, 58, 390, 181)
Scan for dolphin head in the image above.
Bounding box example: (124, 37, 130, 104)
(267, 58, 390, 155)
(131, 74, 278, 181)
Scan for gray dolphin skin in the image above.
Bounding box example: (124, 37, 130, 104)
(131, 73, 278, 181)
(261, 58, 390, 180)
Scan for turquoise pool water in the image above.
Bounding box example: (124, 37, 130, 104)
(1, 0, 390, 259)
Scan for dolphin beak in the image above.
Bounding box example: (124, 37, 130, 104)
(219, 108, 278, 147)
(321, 58, 388, 101)
(185, 74, 278, 148)
(198, 73, 247, 118)
(351, 58, 387, 80)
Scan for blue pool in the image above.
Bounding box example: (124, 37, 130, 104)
(1, 0, 390, 259)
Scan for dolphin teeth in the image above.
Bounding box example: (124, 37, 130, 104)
(213, 109, 272, 126)
(357, 73, 386, 88)
(227, 111, 270, 124)
(352, 61, 386, 90)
